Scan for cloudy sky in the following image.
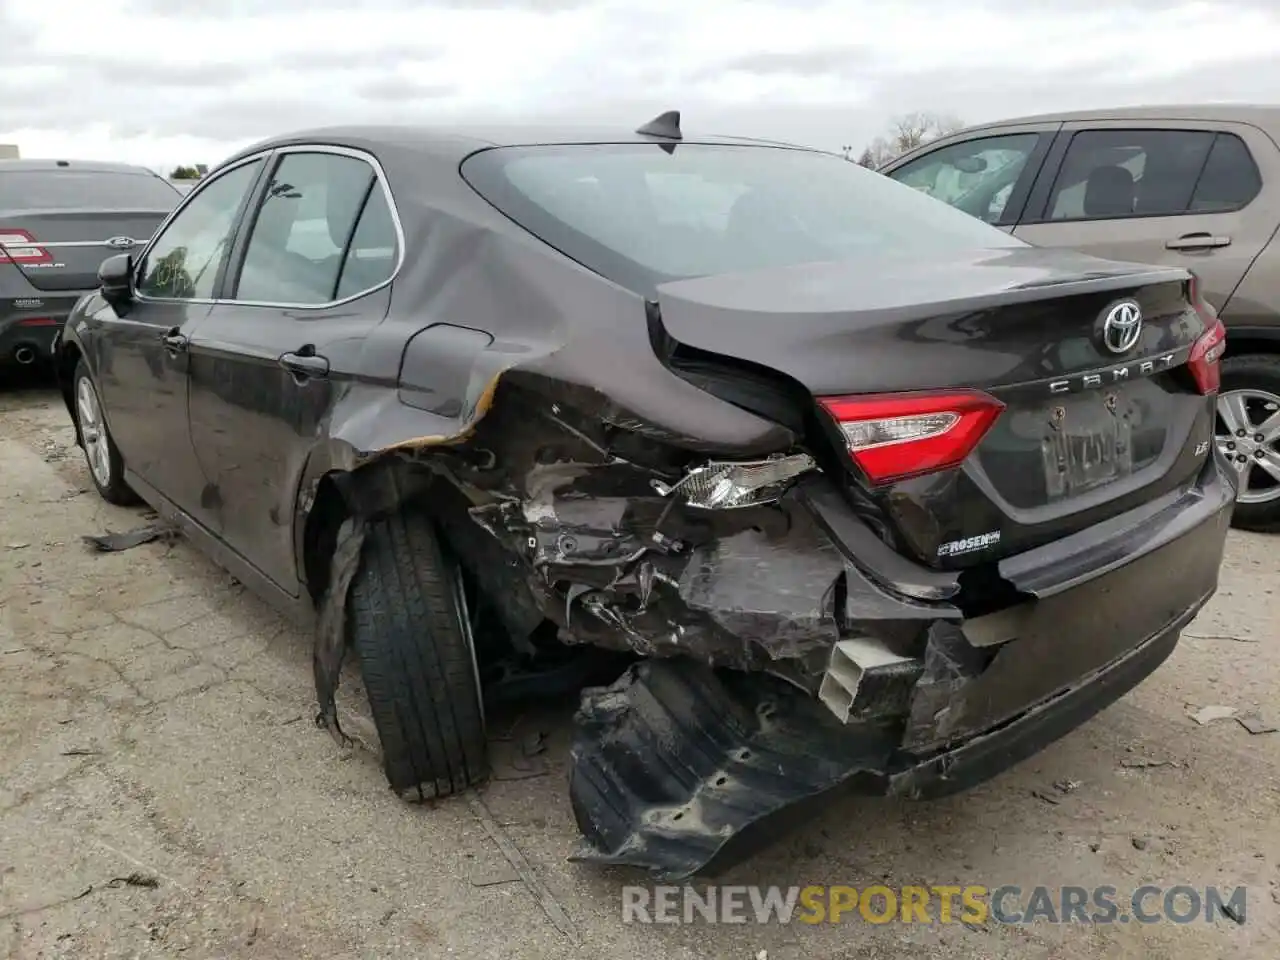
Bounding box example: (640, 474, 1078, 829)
(3, 0, 1279, 174)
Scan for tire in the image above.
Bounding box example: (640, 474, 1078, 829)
(349, 509, 488, 799)
(72, 359, 140, 506)
(1218, 353, 1280, 532)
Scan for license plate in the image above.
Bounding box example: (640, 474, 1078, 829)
(1041, 395, 1134, 499)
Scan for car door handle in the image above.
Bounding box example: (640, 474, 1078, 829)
(161, 330, 188, 353)
(279, 351, 330, 379)
(1165, 233, 1232, 250)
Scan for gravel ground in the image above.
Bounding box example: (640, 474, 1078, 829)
(2, 376, 1278, 960)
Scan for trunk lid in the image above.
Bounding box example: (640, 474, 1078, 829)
(0, 210, 169, 291)
(653, 247, 1218, 568)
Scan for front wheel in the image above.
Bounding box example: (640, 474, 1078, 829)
(72, 359, 139, 506)
(1216, 353, 1280, 531)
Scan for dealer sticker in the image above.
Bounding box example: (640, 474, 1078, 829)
(938, 531, 1001, 558)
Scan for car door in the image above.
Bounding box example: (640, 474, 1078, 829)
(881, 124, 1060, 231)
(94, 155, 266, 511)
(185, 146, 399, 593)
(1013, 119, 1277, 311)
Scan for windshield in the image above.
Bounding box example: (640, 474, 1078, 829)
(0, 170, 181, 211)
(461, 142, 1024, 295)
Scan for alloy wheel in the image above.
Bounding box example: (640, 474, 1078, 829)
(76, 376, 113, 489)
(1216, 388, 1280, 504)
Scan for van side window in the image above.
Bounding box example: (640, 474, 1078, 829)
(1189, 134, 1262, 212)
(886, 133, 1041, 223)
(1045, 130, 1215, 221)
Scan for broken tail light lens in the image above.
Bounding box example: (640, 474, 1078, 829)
(653, 453, 817, 509)
(1186, 276, 1227, 395)
(0, 229, 52, 264)
(819, 390, 1005, 485)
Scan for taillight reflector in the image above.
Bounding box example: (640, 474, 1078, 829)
(1188, 318, 1227, 394)
(17, 317, 58, 326)
(0, 229, 52, 264)
(818, 389, 1005, 485)
(1186, 274, 1227, 395)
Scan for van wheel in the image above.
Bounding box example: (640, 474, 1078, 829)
(1217, 354, 1280, 532)
(72, 359, 139, 506)
(348, 509, 488, 799)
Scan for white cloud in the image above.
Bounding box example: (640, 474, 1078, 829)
(1, 0, 1278, 173)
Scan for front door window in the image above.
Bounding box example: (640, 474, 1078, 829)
(888, 133, 1041, 224)
(136, 159, 264, 300)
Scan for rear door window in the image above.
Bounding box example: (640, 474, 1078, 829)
(1041, 130, 1216, 221)
(0, 170, 181, 210)
(334, 185, 398, 301)
(232, 151, 379, 305)
(886, 133, 1042, 223)
(1188, 133, 1262, 212)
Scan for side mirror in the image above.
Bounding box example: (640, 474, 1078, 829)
(98, 253, 135, 309)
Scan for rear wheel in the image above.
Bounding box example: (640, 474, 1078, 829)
(348, 509, 488, 799)
(1216, 353, 1280, 531)
(72, 359, 139, 506)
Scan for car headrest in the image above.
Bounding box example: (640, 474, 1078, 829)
(1083, 165, 1135, 218)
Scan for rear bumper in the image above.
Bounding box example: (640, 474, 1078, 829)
(0, 293, 83, 364)
(0, 316, 61, 363)
(568, 460, 1235, 879)
(889, 606, 1184, 800)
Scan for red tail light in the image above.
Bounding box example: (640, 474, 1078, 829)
(818, 389, 1005, 485)
(0, 229, 53, 265)
(1186, 274, 1226, 395)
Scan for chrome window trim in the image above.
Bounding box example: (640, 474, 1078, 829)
(30, 239, 152, 249)
(133, 143, 407, 311)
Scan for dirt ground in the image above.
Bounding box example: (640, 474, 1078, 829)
(1, 376, 1278, 960)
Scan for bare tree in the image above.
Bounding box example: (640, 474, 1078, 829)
(858, 112, 965, 170)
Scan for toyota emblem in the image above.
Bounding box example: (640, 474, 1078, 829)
(1101, 300, 1143, 354)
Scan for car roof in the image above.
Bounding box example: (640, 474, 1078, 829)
(0, 158, 160, 175)
(966, 102, 1280, 130)
(223, 122, 820, 168)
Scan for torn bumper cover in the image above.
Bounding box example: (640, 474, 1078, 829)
(564, 468, 1234, 880)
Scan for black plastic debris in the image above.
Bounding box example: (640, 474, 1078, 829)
(1119, 757, 1178, 770)
(106, 873, 159, 889)
(81, 523, 177, 553)
(568, 659, 895, 881)
(313, 517, 366, 748)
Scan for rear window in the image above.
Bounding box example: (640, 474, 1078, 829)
(0, 170, 181, 211)
(461, 143, 1024, 295)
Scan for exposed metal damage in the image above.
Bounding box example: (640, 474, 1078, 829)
(308, 380, 1229, 880)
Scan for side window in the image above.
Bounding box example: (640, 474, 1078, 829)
(136, 159, 263, 300)
(887, 133, 1041, 223)
(234, 152, 377, 305)
(1189, 134, 1262, 212)
(1044, 129, 1214, 221)
(334, 184, 398, 301)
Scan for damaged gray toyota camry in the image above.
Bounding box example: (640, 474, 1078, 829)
(54, 111, 1236, 880)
